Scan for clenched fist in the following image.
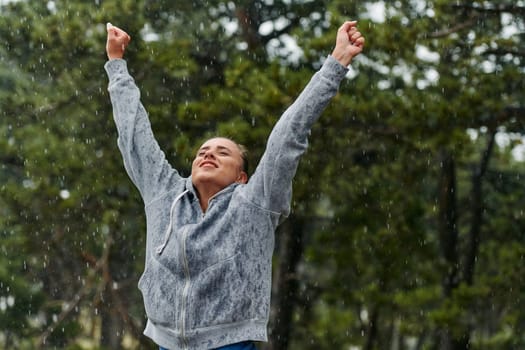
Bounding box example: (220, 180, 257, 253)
(331, 21, 365, 67)
(106, 23, 131, 60)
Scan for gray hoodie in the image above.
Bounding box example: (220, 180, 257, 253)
(105, 55, 348, 350)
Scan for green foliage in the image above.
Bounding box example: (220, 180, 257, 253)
(1, 0, 525, 349)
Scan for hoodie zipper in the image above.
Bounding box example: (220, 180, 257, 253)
(180, 225, 191, 350)
(179, 196, 215, 347)
(161, 189, 225, 347)
(179, 193, 211, 348)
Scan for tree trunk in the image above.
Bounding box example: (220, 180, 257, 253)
(265, 215, 305, 350)
(438, 150, 460, 298)
(437, 150, 460, 350)
(436, 133, 495, 350)
(100, 286, 124, 350)
(364, 307, 379, 350)
(447, 130, 496, 350)
(464, 130, 495, 285)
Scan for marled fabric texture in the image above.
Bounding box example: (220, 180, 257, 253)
(105, 55, 348, 350)
(161, 340, 255, 350)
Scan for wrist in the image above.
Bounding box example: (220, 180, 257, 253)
(331, 50, 351, 67)
(107, 51, 124, 60)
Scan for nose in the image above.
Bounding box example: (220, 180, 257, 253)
(203, 149, 215, 159)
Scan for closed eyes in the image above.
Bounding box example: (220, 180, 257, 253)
(197, 146, 232, 157)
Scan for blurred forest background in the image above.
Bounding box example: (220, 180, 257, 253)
(1, 0, 525, 349)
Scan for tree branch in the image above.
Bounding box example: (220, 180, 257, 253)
(37, 234, 112, 348)
(37, 286, 90, 348)
(429, 17, 479, 38)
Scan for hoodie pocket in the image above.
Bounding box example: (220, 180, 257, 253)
(187, 254, 263, 329)
(138, 256, 183, 328)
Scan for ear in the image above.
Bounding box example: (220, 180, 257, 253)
(236, 171, 248, 184)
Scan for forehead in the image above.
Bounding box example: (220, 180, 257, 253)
(199, 138, 239, 152)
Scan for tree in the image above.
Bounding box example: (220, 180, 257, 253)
(1, 1, 152, 348)
(291, 1, 525, 349)
(1, 0, 525, 349)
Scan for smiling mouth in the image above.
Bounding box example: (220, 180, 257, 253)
(200, 161, 218, 168)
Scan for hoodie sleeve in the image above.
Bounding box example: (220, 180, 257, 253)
(105, 59, 182, 205)
(242, 55, 349, 218)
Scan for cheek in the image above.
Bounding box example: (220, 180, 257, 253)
(191, 159, 199, 174)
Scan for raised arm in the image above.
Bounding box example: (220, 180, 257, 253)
(105, 24, 181, 205)
(242, 21, 365, 218)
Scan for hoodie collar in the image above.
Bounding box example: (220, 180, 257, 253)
(186, 176, 240, 201)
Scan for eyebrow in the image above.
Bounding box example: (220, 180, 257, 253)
(198, 145, 233, 153)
